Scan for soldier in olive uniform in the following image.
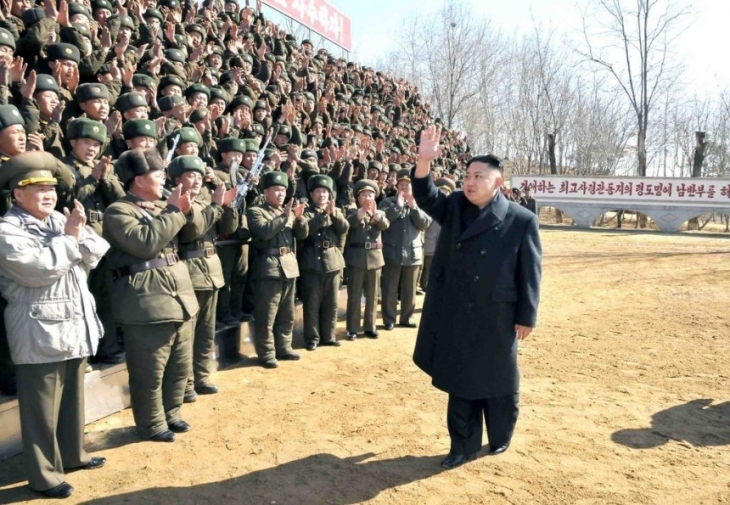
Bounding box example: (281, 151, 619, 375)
(213, 137, 254, 326)
(170, 156, 238, 402)
(19, 73, 66, 158)
(379, 169, 432, 330)
(345, 180, 390, 340)
(63, 118, 126, 363)
(247, 172, 306, 368)
(294, 174, 349, 351)
(103, 148, 199, 442)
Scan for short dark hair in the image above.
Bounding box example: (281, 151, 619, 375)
(466, 154, 503, 172)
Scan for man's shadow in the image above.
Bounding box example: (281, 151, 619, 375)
(68, 452, 445, 505)
(613, 399, 730, 449)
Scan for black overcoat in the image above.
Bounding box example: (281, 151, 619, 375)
(411, 174, 542, 399)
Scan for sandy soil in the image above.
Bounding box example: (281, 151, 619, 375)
(2, 229, 730, 505)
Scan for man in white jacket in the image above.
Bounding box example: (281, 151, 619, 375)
(0, 152, 110, 499)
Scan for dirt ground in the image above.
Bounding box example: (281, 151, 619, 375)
(2, 229, 730, 505)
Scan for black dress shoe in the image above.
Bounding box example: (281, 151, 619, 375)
(168, 420, 191, 433)
(346, 332, 357, 340)
(72, 457, 105, 471)
(398, 320, 417, 328)
(277, 352, 301, 361)
(439, 451, 477, 469)
(488, 442, 510, 456)
(196, 384, 219, 395)
(261, 359, 279, 369)
(40, 482, 74, 499)
(306, 342, 317, 351)
(149, 430, 176, 442)
(183, 392, 198, 403)
(364, 330, 379, 339)
(320, 340, 341, 347)
(384, 323, 395, 331)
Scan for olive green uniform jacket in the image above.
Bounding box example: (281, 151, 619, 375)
(102, 193, 199, 324)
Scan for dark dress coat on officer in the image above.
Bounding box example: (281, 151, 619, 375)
(411, 175, 542, 400)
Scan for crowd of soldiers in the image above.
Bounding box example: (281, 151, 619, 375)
(0, 0, 482, 402)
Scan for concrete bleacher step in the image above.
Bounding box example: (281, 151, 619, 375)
(0, 288, 349, 460)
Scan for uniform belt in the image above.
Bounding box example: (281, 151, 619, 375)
(87, 210, 103, 223)
(179, 247, 216, 260)
(349, 242, 382, 250)
(304, 240, 333, 249)
(112, 253, 180, 277)
(257, 247, 292, 256)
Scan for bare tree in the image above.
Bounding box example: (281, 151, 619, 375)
(579, 0, 691, 177)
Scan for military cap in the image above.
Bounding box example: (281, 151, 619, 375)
(91, 0, 113, 11)
(185, 83, 210, 99)
(244, 139, 259, 153)
(159, 74, 185, 91)
(123, 118, 157, 139)
(157, 0, 180, 8)
(47, 43, 80, 64)
(0, 105, 24, 131)
(218, 137, 246, 154)
(115, 148, 164, 184)
(396, 168, 412, 183)
(0, 28, 15, 51)
(68, 2, 91, 19)
(301, 39, 313, 46)
(35, 74, 60, 95)
(208, 45, 224, 57)
(240, 53, 253, 64)
(0, 152, 61, 191)
(352, 124, 363, 134)
(209, 87, 229, 104)
(368, 160, 383, 172)
(226, 94, 253, 113)
(313, 116, 323, 125)
(67, 118, 107, 144)
(298, 159, 319, 175)
(169, 155, 206, 180)
(173, 34, 186, 47)
(188, 108, 207, 124)
(277, 124, 291, 139)
(117, 15, 135, 29)
(143, 8, 164, 22)
(116, 91, 147, 112)
(302, 92, 315, 101)
(185, 24, 205, 38)
(354, 179, 379, 197)
(307, 174, 333, 194)
(387, 163, 400, 173)
(158, 94, 184, 112)
(251, 122, 265, 136)
(69, 22, 92, 40)
(21, 8, 45, 27)
(253, 100, 267, 111)
(435, 177, 456, 194)
(300, 149, 317, 161)
(165, 48, 185, 63)
(175, 127, 202, 147)
(132, 74, 156, 91)
(261, 170, 289, 189)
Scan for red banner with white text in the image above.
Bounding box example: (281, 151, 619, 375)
(262, 0, 352, 51)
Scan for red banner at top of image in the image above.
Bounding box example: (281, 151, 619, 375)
(263, 0, 352, 51)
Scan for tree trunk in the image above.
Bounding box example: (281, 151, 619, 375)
(637, 129, 648, 177)
(547, 132, 557, 175)
(687, 132, 707, 231)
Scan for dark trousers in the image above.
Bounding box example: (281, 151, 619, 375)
(252, 278, 295, 362)
(216, 243, 248, 319)
(15, 358, 90, 491)
(346, 266, 380, 333)
(122, 321, 193, 439)
(446, 393, 519, 455)
(420, 255, 433, 292)
(89, 259, 121, 359)
(381, 264, 418, 325)
(0, 297, 15, 394)
(300, 270, 341, 345)
(186, 289, 218, 395)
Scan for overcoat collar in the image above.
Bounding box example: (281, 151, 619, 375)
(457, 190, 509, 242)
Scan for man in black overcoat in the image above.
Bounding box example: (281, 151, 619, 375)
(411, 125, 542, 469)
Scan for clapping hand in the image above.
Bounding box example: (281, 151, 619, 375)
(167, 184, 192, 214)
(63, 200, 87, 240)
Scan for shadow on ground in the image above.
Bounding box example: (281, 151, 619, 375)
(612, 399, 730, 449)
